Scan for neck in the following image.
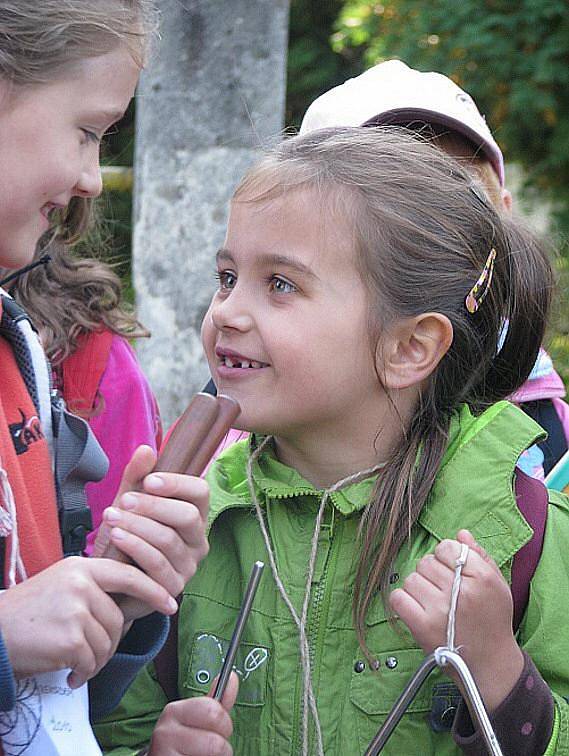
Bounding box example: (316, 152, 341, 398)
(271, 397, 413, 489)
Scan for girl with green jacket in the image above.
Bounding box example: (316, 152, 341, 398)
(97, 128, 569, 755)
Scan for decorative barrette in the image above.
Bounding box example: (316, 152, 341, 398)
(465, 248, 496, 314)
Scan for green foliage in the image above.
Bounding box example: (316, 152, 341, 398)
(287, 0, 359, 128)
(333, 0, 569, 241)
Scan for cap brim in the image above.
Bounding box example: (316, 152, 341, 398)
(363, 107, 504, 185)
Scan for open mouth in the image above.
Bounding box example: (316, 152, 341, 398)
(219, 355, 269, 370)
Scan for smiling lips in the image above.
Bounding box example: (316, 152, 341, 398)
(216, 348, 269, 371)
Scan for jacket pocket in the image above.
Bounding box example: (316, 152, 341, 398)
(184, 631, 271, 707)
(350, 647, 434, 754)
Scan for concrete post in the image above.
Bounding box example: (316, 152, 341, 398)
(133, 0, 290, 426)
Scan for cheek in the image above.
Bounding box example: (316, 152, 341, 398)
(200, 305, 218, 356)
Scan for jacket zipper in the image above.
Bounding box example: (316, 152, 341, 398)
(291, 505, 342, 754)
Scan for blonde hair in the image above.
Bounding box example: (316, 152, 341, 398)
(235, 127, 552, 658)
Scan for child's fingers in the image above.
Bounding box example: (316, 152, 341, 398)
(389, 587, 426, 631)
(400, 571, 445, 612)
(107, 528, 190, 598)
(153, 697, 234, 754)
(434, 538, 487, 577)
(115, 445, 157, 501)
(415, 553, 454, 592)
(208, 671, 239, 712)
(143, 473, 210, 523)
(456, 529, 500, 572)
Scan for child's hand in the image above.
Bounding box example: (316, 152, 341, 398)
(94, 445, 210, 624)
(389, 529, 524, 711)
(148, 672, 238, 755)
(0, 557, 177, 687)
(108, 445, 211, 599)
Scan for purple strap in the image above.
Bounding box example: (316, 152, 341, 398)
(512, 468, 548, 631)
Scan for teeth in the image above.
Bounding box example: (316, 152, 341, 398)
(221, 355, 265, 369)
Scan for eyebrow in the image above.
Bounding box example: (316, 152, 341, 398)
(216, 248, 319, 280)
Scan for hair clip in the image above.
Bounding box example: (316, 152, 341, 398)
(465, 248, 496, 314)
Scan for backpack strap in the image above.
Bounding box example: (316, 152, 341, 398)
(512, 468, 548, 631)
(60, 329, 114, 415)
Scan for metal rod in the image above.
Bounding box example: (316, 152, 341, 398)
(365, 648, 503, 756)
(213, 560, 264, 701)
(437, 649, 503, 756)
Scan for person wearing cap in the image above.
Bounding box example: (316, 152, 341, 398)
(301, 59, 569, 480)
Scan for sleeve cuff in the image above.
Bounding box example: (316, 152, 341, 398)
(452, 650, 554, 755)
(89, 612, 169, 720)
(0, 630, 16, 711)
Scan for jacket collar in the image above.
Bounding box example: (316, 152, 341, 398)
(206, 402, 545, 565)
(418, 402, 545, 566)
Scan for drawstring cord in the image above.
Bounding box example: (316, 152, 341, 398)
(247, 437, 384, 755)
(434, 541, 469, 663)
(0, 254, 51, 289)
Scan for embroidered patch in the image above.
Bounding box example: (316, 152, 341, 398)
(8, 409, 43, 455)
(186, 632, 270, 706)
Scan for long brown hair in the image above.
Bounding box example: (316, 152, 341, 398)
(234, 127, 553, 656)
(1, 239, 148, 365)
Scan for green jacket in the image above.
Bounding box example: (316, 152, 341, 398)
(96, 402, 569, 755)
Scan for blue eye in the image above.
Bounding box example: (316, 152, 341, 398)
(269, 276, 296, 294)
(215, 270, 237, 290)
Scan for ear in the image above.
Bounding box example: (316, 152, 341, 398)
(500, 188, 513, 214)
(380, 313, 453, 390)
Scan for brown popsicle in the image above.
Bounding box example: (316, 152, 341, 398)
(93, 392, 240, 560)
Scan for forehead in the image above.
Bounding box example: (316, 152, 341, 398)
(227, 185, 358, 274)
(1, 45, 140, 124)
(68, 46, 140, 113)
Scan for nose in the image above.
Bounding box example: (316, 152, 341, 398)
(75, 149, 103, 198)
(210, 288, 254, 333)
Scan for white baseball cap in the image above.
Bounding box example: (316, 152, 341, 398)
(300, 59, 505, 185)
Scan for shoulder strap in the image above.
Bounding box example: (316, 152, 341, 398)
(60, 329, 114, 415)
(512, 468, 548, 631)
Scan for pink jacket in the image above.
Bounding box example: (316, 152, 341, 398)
(84, 335, 161, 552)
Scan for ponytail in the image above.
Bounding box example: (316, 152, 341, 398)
(472, 218, 553, 406)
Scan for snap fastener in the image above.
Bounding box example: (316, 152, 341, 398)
(385, 656, 398, 669)
(389, 572, 399, 584)
(354, 660, 366, 673)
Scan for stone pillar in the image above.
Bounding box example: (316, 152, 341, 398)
(133, 0, 290, 426)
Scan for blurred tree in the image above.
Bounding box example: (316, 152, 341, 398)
(287, 0, 358, 128)
(332, 0, 569, 239)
